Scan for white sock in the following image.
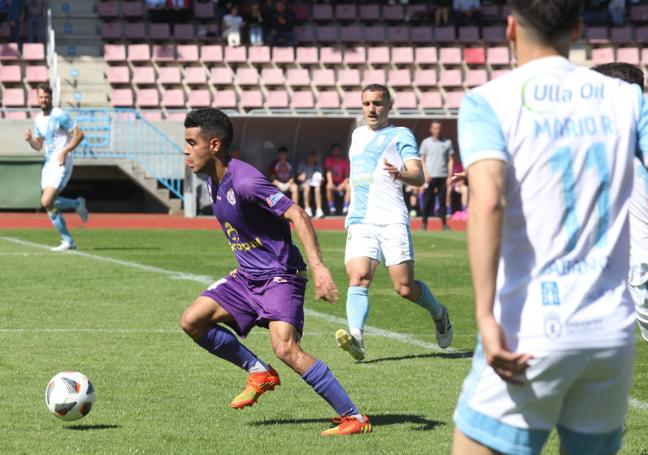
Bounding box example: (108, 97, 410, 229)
(349, 328, 363, 344)
(247, 358, 269, 374)
(350, 413, 364, 422)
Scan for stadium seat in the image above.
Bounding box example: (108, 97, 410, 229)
(122, 1, 144, 18)
(419, 91, 443, 109)
(313, 4, 333, 21)
(342, 90, 362, 109)
(610, 26, 633, 44)
(320, 47, 343, 65)
(362, 68, 386, 86)
(177, 44, 199, 63)
(149, 23, 171, 41)
(106, 66, 130, 85)
(464, 69, 488, 87)
(249, 46, 271, 65)
(187, 88, 212, 108)
(364, 25, 386, 44)
(0, 43, 19, 61)
(152, 44, 175, 63)
(266, 90, 289, 109)
(383, 5, 405, 21)
(194, 1, 215, 20)
(591, 47, 614, 65)
(316, 90, 341, 110)
(414, 69, 438, 87)
(393, 91, 417, 110)
(585, 26, 609, 43)
(387, 69, 412, 88)
(137, 89, 160, 108)
(224, 46, 247, 64)
(439, 69, 462, 87)
(641, 48, 648, 64)
(141, 111, 163, 121)
(316, 25, 338, 43)
(162, 89, 185, 108)
(482, 25, 506, 43)
(387, 26, 410, 44)
(312, 68, 336, 87)
(158, 67, 182, 85)
(439, 47, 462, 66)
(415, 47, 438, 66)
(406, 4, 428, 20)
(25, 65, 47, 84)
(124, 22, 146, 40)
(296, 25, 315, 43)
(132, 66, 156, 85)
(631, 4, 648, 22)
(616, 47, 640, 64)
(444, 90, 465, 109)
(174, 24, 194, 41)
(240, 90, 263, 109)
(337, 69, 361, 87)
(411, 26, 433, 44)
(97, 1, 119, 18)
(4, 110, 27, 119)
(435, 26, 456, 43)
(286, 68, 310, 86)
(458, 26, 480, 43)
(490, 69, 511, 80)
(22, 43, 45, 62)
(214, 89, 237, 109)
(368, 47, 390, 66)
(260, 68, 284, 86)
(209, 66, 233, 85)
(392, 47, 414, 65)
(296, 47, 319, 66)
(487, 47, 510, 66)
(110, 88, 134, 107)
(27, 88, 38, 107)
(272, 47, 294, 65)
(335, 4, 356, 21)
(464, 48, 486, 66)
(291, 91, 315, 109)
(0, 64, 20, 85)
(100, 22, 122, 40)
(235, 67, 259, 86)
(636, 26, 648, 43)
(343, 47, 366, 66)
(184, 66, 207, 85)
(201, 45, 223, 64)
(359, 4, 381, 21)
(104, 44, 126, 63)
(127, 44, 150, 63)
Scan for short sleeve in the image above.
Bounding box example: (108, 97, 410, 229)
(396, 128, 420, 162)
(458, 91, 508, 169)
(33, 119, 42, 138)
(635, 87, 648, 166)
(58, 110, 75, 132)
(237, 168, 294, 217)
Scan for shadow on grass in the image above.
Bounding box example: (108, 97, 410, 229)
(248, 414, 444, 431)
(359, 350, 474, 364)
(88, 247, 161, 251)
(65, 424, 121, 431)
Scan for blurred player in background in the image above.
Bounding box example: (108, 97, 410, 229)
(180, 108, 371, 436)
(335, 84, 453, 361)
(452, 1, 648, 454)
(24, 83, 88, 251)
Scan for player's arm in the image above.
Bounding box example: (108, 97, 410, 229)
(283, 204, 338, 303)
(24, 129, 43, 151)
(384, 157, 424, 187)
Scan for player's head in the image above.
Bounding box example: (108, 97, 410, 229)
(277, 146, 289, 161)
(331, 142, 342, 156)
(361, 84, 392, 131)
(591, 62, 645, 88)
(36, 83, 52, 112)
(430, 121, 442, 138)
(183, 108, 233, 174)
(508, 0, 583, 59)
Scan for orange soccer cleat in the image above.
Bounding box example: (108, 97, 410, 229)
(321, 415, 372, 436)
(230, 365, 281, 410)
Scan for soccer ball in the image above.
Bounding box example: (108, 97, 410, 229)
(45, 372, 96, 421)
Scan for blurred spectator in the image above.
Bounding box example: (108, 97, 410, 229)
(222, 5, 244, 46)
(25, 0, 45, 44)
(146, 0, 167, 22)
(434, 0, 452, 26)
(269, 1, 296, 47)
(297, 150, 325, 218)
(609, 0, 625, 26)
(8, 0, 23, 44)
(449, 157, 468, 221)
(420, 121, 453, 231)
(269, 146, 298, 203)
(583, 0, 610, 26)
(453, 0, 482, 31)
(404, 185, 421, 217)
(0, 0, 8, 23)
(247, 2, 264, 46)
(324, 143, 350, 215)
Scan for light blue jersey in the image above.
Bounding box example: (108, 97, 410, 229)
(33, 107, 76, 162)
(459, 56, 648, 353)
(346, 125, 420, 228)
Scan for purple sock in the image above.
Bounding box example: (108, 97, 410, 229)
(301, 359, 359, 416)
(195, 325, 259, 371)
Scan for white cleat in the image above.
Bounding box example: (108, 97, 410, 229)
(76, 197, 89, 223)
(434, 305, 453, 349)
(50, 241, 77, 252)
(336, 329, 366, 361)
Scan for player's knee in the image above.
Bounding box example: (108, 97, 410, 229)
(394, 282, 413, 299)
(179, 309, 200, 338)
(272, 340, 298, 364)
(41, 196, 53, 210)
(347, 271, 371, 287)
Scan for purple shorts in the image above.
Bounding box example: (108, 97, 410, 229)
(201, 270, 307, 337)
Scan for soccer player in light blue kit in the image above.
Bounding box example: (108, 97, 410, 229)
(24, 83, 88, 251)
(452, 1, 648, 454)
(335, 84, 453, 361)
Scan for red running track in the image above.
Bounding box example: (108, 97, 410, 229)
(0, 212, 466, 231)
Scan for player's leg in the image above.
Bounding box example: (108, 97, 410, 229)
(42, 186, 76, 251)
(341, 182, 350, 213)
(268, 320, 371, 435)
(438, 177, 449, 229)
(302, 184, 312, 216)
(421, 183, 434, 230)
(313, 183, 324, 218)
(452, 428, 503, 455)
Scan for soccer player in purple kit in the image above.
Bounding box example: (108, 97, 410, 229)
(179, 108, 371, 436)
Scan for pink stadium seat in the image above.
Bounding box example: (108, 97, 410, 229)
(393, 91, 417, 110)
(0, 43, 19, 61)
(249, 46, 271, 65)
(153, 44, 175, 62)
(141, 111, 163, 121)
(320, 47, 343, 65)
(387, 26, 409, 44)
(406, 4, 427, 18)
(194, 1, 215, 19)
(368, 47, 390, 66)
(188, 89, 212, 108)
(641, 48, 648, 64)
(296, 25, 315, 43)
(101, 22, 122, 40)
(4, 111, 27, 119)
(487, 47, 510, 66)
(464, 69, 488, 87)
(414, 69, 438, 87)
(266, 90, 289, 109)
(464, 47, 486, 65)
(240, 90, 263, 109)
(610, 26, 633, 44)
(174, 24, 194, 41)
(435, 26, 456, 43)
(260, 68, 284, 86)
(272, 47, 294, 65)
(392, 47, 414, 65)
(439, 47, 462, 66)
(631, 4, 648, 22)
(110, 88, 133, 107)
(490, 69, 511, 80)
(316, 25, 338, 43)
(149, 23, 171, 41)
(184, 66, 207, 85)
(316, 91, 340, 110)
(158, 67, 182, 85)
(124, 22, 146, 40)
(335, 4, 356, 21)
(359, 4, 381, 21)
(343, 47, 366, 66)
(362, 69, 386, 86)
(137, 89, 160, 108)
(286, 68, 310, 86)
(177, 44, 199, 63)
(224, 46, 246, 64)
(127, 44, 150, 63)
(338, 69, 360, 87)
(636, 26, 648, 43)
(25, 65, 48, 84)
(132, 66, 156, 85)
(22, 43, 45, 61)
(585, 26, 609, 43)
(483, 25, 506, 43)
(458, 26, 480, 43)
(236, 67, 259, 86)
(104, 44, 126, 63)
(97, 1, 119, 18)
(122, 1, 144, 18)
(415, 47, 438, 66)
(364, 26, 386, 44)
(382, 5, 404, 21)
(313, 4, 333, 21)
(411, 26, 433, 44)
(209, 66, 233, 85)
(296, 47, 319, 65)
(616, 47, 640, 64)
(342, 91, 362, 109)
(162, 89, 185, 108)
(387, 69, 412, 88)
(214, 89, 237, 109)
(439, 69, 462, 87)
(0, 65, 21, 83)
(106, 66, 130, 85)
(444, 91, 465, 110)
(419, 91, 443, 109)
(28, 88, 39, 106)
(201, 45, 223, 64)
(292, 91, 315, 109)
(339, 26, 362, 43)
(312, 69, 336, 87)
(591, 47, 614, 65)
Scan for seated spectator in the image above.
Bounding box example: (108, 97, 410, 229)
(269, 1, 296, 47)
(222, 5, 244, 47)
(0, 0, 9, 24)
(297, 150, 325, 219)
(434, 0, 452, 26)
(453, 0, 482, 31)
(269, 146, 298, 203)
(247, 2, 264, 46)
(404, 185, 422, 217)
(609, 0, 625, 26)
(583, 0, 610, 26)
(7, 0, 23, 45)
(25, 0, 45, 44)
(324, 143, 350, 215)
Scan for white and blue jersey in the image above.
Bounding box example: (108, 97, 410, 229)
(629, 159, 648, 287)
(346, 125, 420, 228)
(33, 107, 76, 163)
(459, 56, 648, 354)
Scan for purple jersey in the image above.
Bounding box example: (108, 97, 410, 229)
(208, 159, 306, 276)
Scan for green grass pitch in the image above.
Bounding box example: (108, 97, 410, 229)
(1, 229, 647, 454)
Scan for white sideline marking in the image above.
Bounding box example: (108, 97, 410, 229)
(3, 236, 647, 412)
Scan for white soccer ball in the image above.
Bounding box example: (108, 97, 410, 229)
(45, 372, 96, 421)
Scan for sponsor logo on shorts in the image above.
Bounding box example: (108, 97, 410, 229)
(273, 277, 287, 283)
(266, 192, 285, 208)
(544, 312, 562, 339)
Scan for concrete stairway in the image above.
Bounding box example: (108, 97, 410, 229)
(57, 56, 111, 108)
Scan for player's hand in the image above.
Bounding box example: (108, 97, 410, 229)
(311, 263, 339, 303)
(451, 172, 467, 185)
(478, 315, 532, 385)
(56, 151, 67, 166)
(383, 159, 401, 181)
(24, 129, 33, 142)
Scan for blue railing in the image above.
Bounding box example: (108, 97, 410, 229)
(69, 108, 184, 200)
